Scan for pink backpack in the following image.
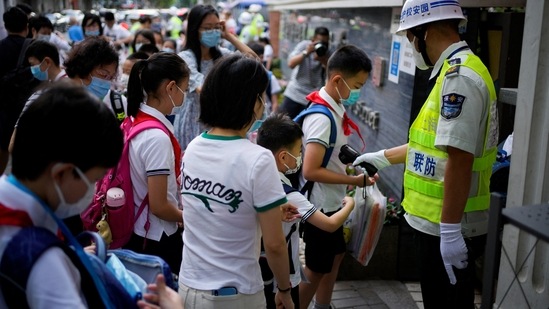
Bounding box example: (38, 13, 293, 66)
(81, 115, 171, 249)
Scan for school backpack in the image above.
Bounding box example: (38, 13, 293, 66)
(80, 114, 176, 249)
(288, 103, 337, 197)
(0, 203, 138, 309)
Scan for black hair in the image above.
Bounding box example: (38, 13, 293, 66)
(247, 42, 264, 57)
(15, 3, 33, 15)
(12, 83, 123, 180)
(163, 39, 177, 50)
(25, 40, 60, 66)
(127, 52, 190, 117)
(184, 4, 222, 72)
(258, 36, 270, 45)
(82, 13, 103, 36)
(327, 45, 372, 78)
(139, 16, 152, 24)
(104, 12, 115, 21)
(64, 36, 119, 79)
(3, 7, 28, 33)
(137, 43, 159, 55)
(257, 113, 303, 153)
(314, 27, 329, 37)
(199, 54, 268, 130)
(29, 15, 54, 33)
(126, 51, 149, 61)
(132, 29, 155, 52)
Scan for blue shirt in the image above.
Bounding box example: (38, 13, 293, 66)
(68, 25, 84, 43)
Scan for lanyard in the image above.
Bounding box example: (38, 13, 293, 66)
(6, 175, 115, 309)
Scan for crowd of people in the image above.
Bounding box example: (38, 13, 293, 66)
(0, 0, 499, 309)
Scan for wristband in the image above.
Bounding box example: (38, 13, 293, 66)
(277, 285, 291, 293)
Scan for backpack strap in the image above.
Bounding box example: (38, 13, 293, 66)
(109, 90, 126, 123)
(293, 104, 337, 197)
(17, 39, 33, 68)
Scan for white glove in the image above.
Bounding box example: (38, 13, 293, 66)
(440, 222, 468, 285)
(352, 149, 391, 170)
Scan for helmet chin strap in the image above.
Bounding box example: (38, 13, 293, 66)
(410, 27, 433, 67)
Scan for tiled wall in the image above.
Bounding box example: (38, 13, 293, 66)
(278, 7, 413, 201)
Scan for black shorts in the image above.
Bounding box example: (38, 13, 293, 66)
(303, 209, 346, 274)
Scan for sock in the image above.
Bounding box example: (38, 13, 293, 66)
(312, 301, 331, 309)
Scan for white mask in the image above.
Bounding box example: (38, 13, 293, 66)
(283, 151, 302, 175)
(411, 37, 431, 70)
(168, 84, 186, 115)
(135, 43, 144, 51)
(53, 165, 95, 219)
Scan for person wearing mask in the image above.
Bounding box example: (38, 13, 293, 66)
(0, 7, 37, 175)
(123, 52, 189, 274)
(117, 51, 149, 94)
(103, 11, 133, 50)
(162, 39, 177, 53)
(131, 29, 156, 54)
(82, 13, 103, 38)
(353, 1, 499, 308)
(279, 27, 331, 119)
(174, 4, 257, 150)
(28, 15, 71, 63)
(0, 83, 124, 308)
(179, 53, 294, 309)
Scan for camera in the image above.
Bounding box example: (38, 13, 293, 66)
(339, 144, 378, 176)
(314, 42, 328, 57)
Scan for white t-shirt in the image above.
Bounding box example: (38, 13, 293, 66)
(263, 44, 273, 62)
(129, 104, 181, 241)
(104, 24, 131, 42)
(0, 176, 87, 308)
(180, 132, 287, 295)
(300, 87, 349, 213)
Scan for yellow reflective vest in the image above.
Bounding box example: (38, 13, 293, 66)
(402, 54, 497, 224)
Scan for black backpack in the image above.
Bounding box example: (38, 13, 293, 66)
(0, 38, 39, 114)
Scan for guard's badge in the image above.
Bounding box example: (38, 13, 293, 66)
(445, 58, 461, 76)
(441, 93, 465, 120)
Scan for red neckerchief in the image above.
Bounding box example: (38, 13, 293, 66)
(305, 91, 365, 150)
(0, 203, 65, 240)
(134, 111, 182, 184)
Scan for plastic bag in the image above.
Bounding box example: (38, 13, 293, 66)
(343, 183, 387, 266)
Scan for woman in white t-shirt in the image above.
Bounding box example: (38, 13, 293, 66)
(179, 54, 295, 309)
(122, 52, 189, 274)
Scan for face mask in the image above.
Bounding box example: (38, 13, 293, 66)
(411, 37, 431, 70)
(135, 43, 144, 51)
(200, 29, 221, 48)
(87, 75, 111, 100)
(162, 47, 175, 53)
(336, 78, 361, 106)
(85, 29, 100, 37)
(168, 84, 186, 115)
(53, 165, 95, 219)
(284, 151, 302, 175)
(31, 61, 49, 81)
(37, 34, 51, 42)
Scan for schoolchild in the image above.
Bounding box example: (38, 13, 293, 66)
(0, 83, 123, 307)
(179, 53, 294, 309)
(297, 45, 374, 309)
(122, 52, 189, 274)
(256, 113, 355, 309)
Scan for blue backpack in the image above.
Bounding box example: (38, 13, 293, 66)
(289, 104, 337, 197)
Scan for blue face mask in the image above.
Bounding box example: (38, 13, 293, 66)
(31, 61, 49, 81)
(246, 96, 267, 142)
(85, 29, 100, 37)
(200, 29, 221, 48)
(87, 76, 111, 99)
(337, 78, 361, 106)
(37, 34, 51, 42)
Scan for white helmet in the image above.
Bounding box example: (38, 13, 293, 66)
(238, 11, 252, 25)
(396, 0, 467, 35)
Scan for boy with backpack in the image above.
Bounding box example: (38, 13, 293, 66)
(256, 113, 355, 308)
(295, 45, 374, 309)
(0, 83, 128, 308)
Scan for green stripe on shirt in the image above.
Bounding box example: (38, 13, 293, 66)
(255, 197, 288, 212)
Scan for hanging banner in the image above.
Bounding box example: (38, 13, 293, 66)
(389, 35, 401, 84)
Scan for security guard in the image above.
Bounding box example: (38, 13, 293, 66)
(353, 0, 498, 308)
